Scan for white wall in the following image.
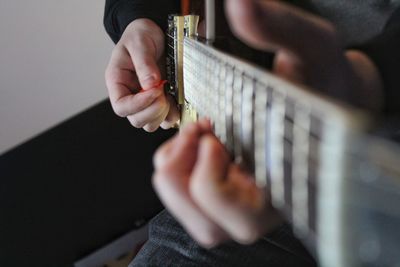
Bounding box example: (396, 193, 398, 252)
(0, 0, 114, 154)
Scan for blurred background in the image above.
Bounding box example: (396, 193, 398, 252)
(0, 0, 110, 153)
(0, 1, 172, 266)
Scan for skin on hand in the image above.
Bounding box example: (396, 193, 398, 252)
(153, 120, 283, 247)
(105, 19, 179, 132)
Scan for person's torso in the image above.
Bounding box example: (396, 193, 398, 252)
(308, 0, 400, 44)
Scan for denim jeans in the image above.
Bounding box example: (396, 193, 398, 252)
(130, 210, 317, 267)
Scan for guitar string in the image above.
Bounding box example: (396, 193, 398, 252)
(168, 34, 400, 219)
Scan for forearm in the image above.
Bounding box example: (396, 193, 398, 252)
(104, 0, 180, 43)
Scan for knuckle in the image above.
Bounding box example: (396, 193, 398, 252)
(112, 104, 126, 118)
(194, 226, 223, 248)
(151, 164, 176, 190)
(144, 123, 159, 133)
(128, 116, 145, 128)
(151, 172, 162, 188)
(189, 177, 206, 202)
(234, 225, 262, 245)
(194, 229, 219, 248)
(153, 144, 172, 169)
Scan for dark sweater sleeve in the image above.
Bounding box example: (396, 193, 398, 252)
(357, 7, 400, 114)
(104, 0, 180, 44)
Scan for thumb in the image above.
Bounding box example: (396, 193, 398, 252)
(127, 34, 162, 90)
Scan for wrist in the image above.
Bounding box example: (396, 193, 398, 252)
(122, 19, 165, 59)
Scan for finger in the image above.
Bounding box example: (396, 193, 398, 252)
(273, 51, 307, 84)
(127, 34, 162, 90)
(154, 122, 204, 171)
(160, 95, 180, 129)
(190, 135, 281, 244)
(153, 134, 179, 170)
(225, 0, 341, 63)
(110, 88, 163, 118)
(106, 45, 165, 117)
(126, 94, 169, 128)
(143, 106, 169, 132)
(153, 125, 228, 247)
(106, 46, 139, 96)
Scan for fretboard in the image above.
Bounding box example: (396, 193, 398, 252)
(182, 34, 363, 252)
(166, 14, 400, 267)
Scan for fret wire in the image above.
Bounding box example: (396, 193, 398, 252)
(254, 82, 268, 188)
(269, 91, 286, 209)
(210, 54, 215, 120)
(211, 57, 220, 127)
(214, 60, 221, 139)
(242, 74, 255, 172)
(203, 51, 209, 119)
(308, 115, 321, 234)
(283, 98, 295, 221)
(292, 103, 312, 238)
(218, 63, 227, 145)
(233, 69, 244, 163)
(265, 87, 273, 189)
(206, 54, 211, 120)
(224, 65, 235, 155)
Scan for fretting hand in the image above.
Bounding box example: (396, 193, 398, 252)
(153, 120, 283, 247)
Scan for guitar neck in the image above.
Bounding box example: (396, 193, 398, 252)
(166, 14, 400, 267)
(181, 33, 365, 243)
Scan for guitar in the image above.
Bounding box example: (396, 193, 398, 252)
(165, 1, 400, 266)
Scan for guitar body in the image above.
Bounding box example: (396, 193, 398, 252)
(166, 1, 400, 266)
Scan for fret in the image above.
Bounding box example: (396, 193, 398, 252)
(308, 115, 322, 234)
(292, 103, 312, 238)
(317, 120, 349, 267)
(254, 82, 269, 188)
(217, 63, 227, 144)
(206, 54, 211, 120)
(265, 87, 273, 190)
(198, 48, 207, 117)
(233, 69, 244, 163)
(183, 41, 195, 106)
(269, 91, 286, 209)
(204, 51, 211, 119)
(210, 58, 221, 126)
(224, 65, 235, 155)
(241, 75, 255, 172)
(282, 98, 295, 221)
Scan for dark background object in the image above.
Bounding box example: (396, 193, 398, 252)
(0, 100, 174, 267)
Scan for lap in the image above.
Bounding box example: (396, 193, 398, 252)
(130, 210, 317, 267)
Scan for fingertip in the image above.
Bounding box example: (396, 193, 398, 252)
(199, 135, 229, 164)
(180, 122, 200, 136)
(197, 118, 213, 132)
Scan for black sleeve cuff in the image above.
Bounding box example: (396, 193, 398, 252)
(104, 0, 180, 44)
(356, 8, 400, 114)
